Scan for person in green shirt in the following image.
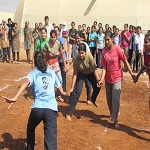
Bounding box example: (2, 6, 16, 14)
(34, 27, 49, 51)
(32, 27, 49, 69)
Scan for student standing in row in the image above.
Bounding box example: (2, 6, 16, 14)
(96, 27, 105, 68)
(12, 23, 20, 63)
(24, 21, 32, 63)
(88, 25, 98, 57)
(100, 31, 134, 129)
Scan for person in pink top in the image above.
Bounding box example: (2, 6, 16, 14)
(121, 24, 130, 71)
(99, 31, 134, 129)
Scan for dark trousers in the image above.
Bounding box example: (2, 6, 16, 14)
(128, 49, 134, 68)
(3, 48, 10, 62)
(67, 72, 101, 116)
(84, 78, 91, 101)
(13, 52, 20, 61)
(96, 49, 102, 68)
(27, 108, 57, 150)
(89, 47, 96, 58)
(26, 49, 30, 62)
(134, 50, 142, 71)
(59, 62, 66, 92)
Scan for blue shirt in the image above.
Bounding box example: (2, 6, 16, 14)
(97, 33, 105, 49)
(27, 68, 60, 111)
(57, 36, 67, 62)
(88, 32, 98, 47)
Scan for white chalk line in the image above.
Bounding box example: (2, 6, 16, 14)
(102, 125, 108, 135)
(0, 76, 26, 82)
(0, 85, 10, 91)
(0, 76, 26, 92)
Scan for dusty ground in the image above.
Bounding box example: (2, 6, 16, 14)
(0, 48, 150, 150)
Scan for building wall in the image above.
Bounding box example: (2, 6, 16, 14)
(14, 0, 150, 41)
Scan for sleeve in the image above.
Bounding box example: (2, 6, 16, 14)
(89, 53, 97, 69)
(54, 73, 61, 88)
(118, 46, 127, 62)
(26, 71, 34, 87)
(101, 51, 106, 67)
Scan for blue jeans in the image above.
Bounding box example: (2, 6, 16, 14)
(55, 70, 62, 84)
(55, 70, 62, 97)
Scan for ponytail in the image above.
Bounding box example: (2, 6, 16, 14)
(34, 51, 47, 73)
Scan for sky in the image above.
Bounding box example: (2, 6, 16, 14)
(0, 0, 20, 13)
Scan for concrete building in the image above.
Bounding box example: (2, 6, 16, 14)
(14, 0, 150, 31)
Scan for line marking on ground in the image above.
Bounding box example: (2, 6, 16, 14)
(0, 76, 26, 82)
(96, 146, 102, 150)
(14, 76, 26, 82)
(102, 125, 108, 135)
(0, 85, 10, 91)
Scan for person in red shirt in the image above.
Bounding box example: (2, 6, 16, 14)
(99, 31, 134, 129)
(134, 33, 150, 81)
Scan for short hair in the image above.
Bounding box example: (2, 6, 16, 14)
(124, 23, 129, 27)
(44, 16, 49, 20)
(71, 22, 75, 25)
(136, 26, 141, 30)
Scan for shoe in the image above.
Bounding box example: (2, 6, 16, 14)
(66, 114, 72, 121)
(57, 96, 64, 102)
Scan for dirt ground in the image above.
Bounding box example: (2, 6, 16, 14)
(0, 48, 150, 150)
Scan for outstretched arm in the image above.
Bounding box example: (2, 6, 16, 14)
(2, 78, 30, 109)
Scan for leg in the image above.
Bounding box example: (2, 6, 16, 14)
(90, 47, 96, 58)
(3, 48, 7, 62)
(7, 48, 10, 61)
(55, 70, 64, 102)
(26, 49, 31, 63)
(96, 49, 101, 68)
(105, 82, 113, 116)
(59, 62, 66, 92)
(13, 52, 15, 61)
(43, 109, 57, 150)
(17, 52, 20, 62)
(68, 44, 72, 61)
(84, 78, 91, 101)
(111, 80, 122, 126)
(87, 72, 101, 106)
(67, 72, 85, 116)
(27, 108, 43, 150)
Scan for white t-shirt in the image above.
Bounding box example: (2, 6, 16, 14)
(43, 23, 53, 38)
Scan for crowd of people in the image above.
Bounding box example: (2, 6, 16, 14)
(2, 15, 150, 150)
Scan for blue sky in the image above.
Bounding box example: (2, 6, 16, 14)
(0, 0, 20, 13)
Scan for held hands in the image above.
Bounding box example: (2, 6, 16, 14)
(131, 74, 139, 83)
(68, 88, 74, 96)
(97, 79, 103, 87)
(2, 96, 17, 109)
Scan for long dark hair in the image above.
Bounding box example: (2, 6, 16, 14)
(34, 51, 47, 73)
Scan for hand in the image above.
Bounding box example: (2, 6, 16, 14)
(68, 88, 74, 95)
(55, 51, 60, 56)
(96, 49, 98, 53)
(97, 80, 103, 87)
(2, 96, 17, 109)
(132, 74, 138, 83)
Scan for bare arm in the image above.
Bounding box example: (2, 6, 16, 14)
(2, 78, 30, 109)
(68, 69, 77, 94)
